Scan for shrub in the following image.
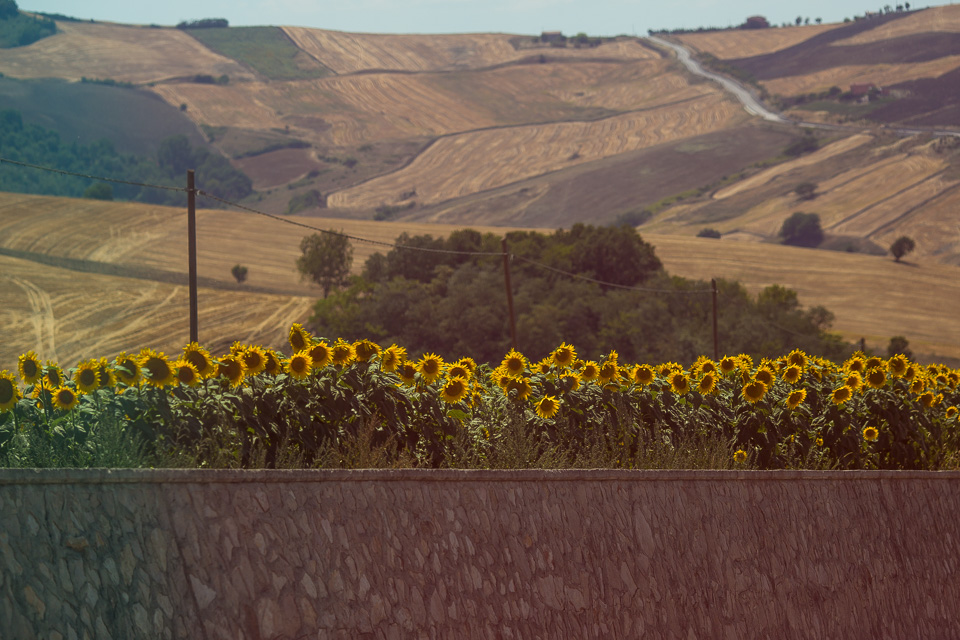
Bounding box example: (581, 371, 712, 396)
(779, 212, 824, 247)
(697, 228, 722, 239)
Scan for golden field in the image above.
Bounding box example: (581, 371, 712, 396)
(763, 56, 960, 96)
(675, 23, 838, 59)
(831, 5, 960, 45)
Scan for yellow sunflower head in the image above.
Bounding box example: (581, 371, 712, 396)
(73, 360, 100, 394)
(240, 345, 267, 376)
(331, 340, 355, 366)
(864, 367, 886, 390)
(846, 357, 865, 374)
(581, 361, 600, 382)
(719, 356, 738, 374)
(456, 357, 477, 373)
(114, 352, 142, 386)
(534, 359, 553, 375)
(447, 363, 472, 381)
(909, 378, 925, 394)
(742, 380, 767, 404)
(598, 360, 620, 385)
(504, 376, 532, 401)
(786, 388, 806, 410)
(735, 354, 753, 372)
(787, 349, 807, 369)
(865, 356, 883, 370)
(552, 343, 576, 368)
(44, 363, 64, 389)
(308, 341, 332, 369)
(215, 354, 246, 387)
(920, 391, 936, 408)
(904, 364, 919, 381)
(946, 406, 958, 420)
(782, 365, 803, 385)
(380, 345, 406, 373)
(182, 342, 215, 378)
(287, 350, 313, 379)
(887, 355, 908, 377)
(52, 386, 79, 411)
(693, 357, 717, 377)
(353, 339, 381, 362)
(560, 372, 581, 392)
(173, 360, 201, 387)
(670, 371, 690, 395)
(948, 372, 959, 389)
(0, 371, 20, 412)
(263, 350, 282, 376)
(95, 358, 115, 390)
(862, 426, 879, 442)
(288, 323, 313, 352)
(755, 367, 775, 387)
(397, 362, 418, 386)
(697, 372, 717, 395)
(844, 372, 862, 391)
(733, 449, 748, 464)
(632, 364, 655, 386)
(831, 385, 852, 405)
(535, 395, 560, 420)
(418, 353, 444, 383)
(501, 349, 527, 377)
(140, 349, 176, 388)
(439, 376, 469, 404)
(18, 351, 42, 385)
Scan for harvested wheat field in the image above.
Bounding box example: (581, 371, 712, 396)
(0, 253, 313, 371)
(674, 24, 838, 60)
(0, 21, 252, 84)
(328, 93, 745, 209)
(831, 5, 960, 46)
(762, 56, 960, 96)
(649, 234, 960, 360)
(283, 29, 654, 74)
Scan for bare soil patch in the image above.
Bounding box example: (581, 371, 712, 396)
(235, 148, 325, 191)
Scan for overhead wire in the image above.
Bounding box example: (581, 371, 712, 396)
(0, 156, 187, 192)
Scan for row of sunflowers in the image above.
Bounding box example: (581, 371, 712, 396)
(2, 323, 959, 469)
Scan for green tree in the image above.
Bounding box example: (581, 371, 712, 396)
(82, 182, 113, 201)
(697, 228, 721, 239)
(887, 335, 913, 359)
(779, 212, 824, 247)
(297, 231, 353, 297)
(0, 0, 18, 19)
(231, 264, 248, 284)
(794, 182, 818, 200)
(889, 236, 915, 262)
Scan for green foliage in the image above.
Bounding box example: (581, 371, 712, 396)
(157, 134, 253, 201)
(82, 182, 113, 201)
(231, 264, 248, 284)
(176, 18, 229, 29)
(794, 182, 818, 200)
(297, 231, 354, 298)
(784, 134, 819, 157)
(779, 212, 824, 247)
(0, 1, 56, 48)
(697, 228, 721, 239)
(80, 77, 134, 89)
(889, 235, 916, 262)
(185, 26, 332, 80)
(887, 336, 913, 359)
(285, 189, 323, 214)
(373, 201, 415, 221)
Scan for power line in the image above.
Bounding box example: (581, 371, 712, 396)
(512, 255, 712, 294)
(0, 156, 187, 192)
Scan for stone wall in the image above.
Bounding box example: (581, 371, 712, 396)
(2, 469, 960, 639)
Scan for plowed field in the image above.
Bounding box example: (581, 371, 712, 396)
(763, 56, 960, 96)
(0, 21, 252, 84)
(675, 24, 838, 59)
(328, 94, 745, 209)
(831, 5, 960, 45)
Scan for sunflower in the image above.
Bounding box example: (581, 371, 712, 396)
(909, 378, 925, 394)
(846, 357, 865, 374)
(309, 342, 332, 369)
(439, 376, 469, 404)
(755, 367, 775, 387)
(598, 360, 620, 385)
(736, 354, 754, 371)
(504, 377, 532, 401)
(73, 360, 100, 394)
(353, 339, 381, 362)
(139, 349, 175, 388)
(719, 356, 738, 375)
(552, 343, 576, 368)
(888, 355, 908, 377)
(493, 367, 513, 390)
(216, 354, 246, 387)
(288, 323, 312, 352)
(0, 371, 19, 412)
(844, 372, 862, 391)
(418, 353, 444, 383)
(397, 362, 418, 386)
(44, 363, 64, 389)
(697, 372, 717, 395)
(935, 374, 949, 388)
(948, 372, 959, 389)
(535, 395, 560, 420)
(864, 368, 886, 390)
(51, 386, 79, 411)
(95, 358, 115, 389)
(786, 388, 807, 410)
(173, 360, 201, 387)
(263, 350, 282, 376)
(331, 340, 355, 366)
(501, 349, 527, 377)
(782, 365, 803, 385)
(534, 359, 553, 375)
(113, 352, 142, 386)
(862, 426, 879, 442)
(692, 357, 718, 378)
(18, 351, 42, 385)
(831, 385, 852, 405)
(742, 380, 767, 404)
(632, 364, 655, 386)
(181, 343, 215, 378)
(787, 349, 807, 369)
(581, 361, 600, 382)
(560, 372, 581, 392)
(447, 363, 472, 381)
(920, 392, 936, 408)
(733, 449, 747, 464)
(904, 364, 919, 381)
(457, 357, 477, 372)
(669, 371, 690, 395)
(286, 350, 312, 379)
(946, 406, 958, 420)
(381, 345, 406, 373)
(240, 345, 267, 376)
(658, 362, 680, 378)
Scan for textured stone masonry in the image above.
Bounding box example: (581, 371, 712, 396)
(2, 469, 960, 638)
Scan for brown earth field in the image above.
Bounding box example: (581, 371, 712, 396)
(399, 122, 798, 227)
(0, 21, 253, 84)
(674, 24, 839, 60)
(235, 148, 325, 191)
(2, 193, 959, 367)
(830, 5, 960, 45)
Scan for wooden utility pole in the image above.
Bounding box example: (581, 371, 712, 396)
(711, 279, 719, 360)
(501, 238, 518, 350)
(187, 170, 198, 344)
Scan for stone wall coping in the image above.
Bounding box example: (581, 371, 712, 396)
(2, 468, 960, 485)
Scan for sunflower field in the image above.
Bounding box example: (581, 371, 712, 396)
(1, 323, 959, 470)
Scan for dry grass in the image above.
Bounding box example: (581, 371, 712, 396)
(0, 21, 253, 83)
(648, 234, 960, 361)
(328, 94, 745, 209)
(283, 29, 654, 74)
(763, 55, 960, 96)
(674, 24, 838, 60)
(832, 5, 960, 46)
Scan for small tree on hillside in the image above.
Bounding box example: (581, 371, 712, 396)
(889, 236, 915, 262)
(231, 264, 248, 284)
(297, 231, 353, 297)
(794, 182, 818, 200)
(779, 212, 824, 247)
(887, 335, 913, 359)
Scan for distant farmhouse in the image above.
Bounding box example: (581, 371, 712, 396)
(540, 31, 564, 43)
